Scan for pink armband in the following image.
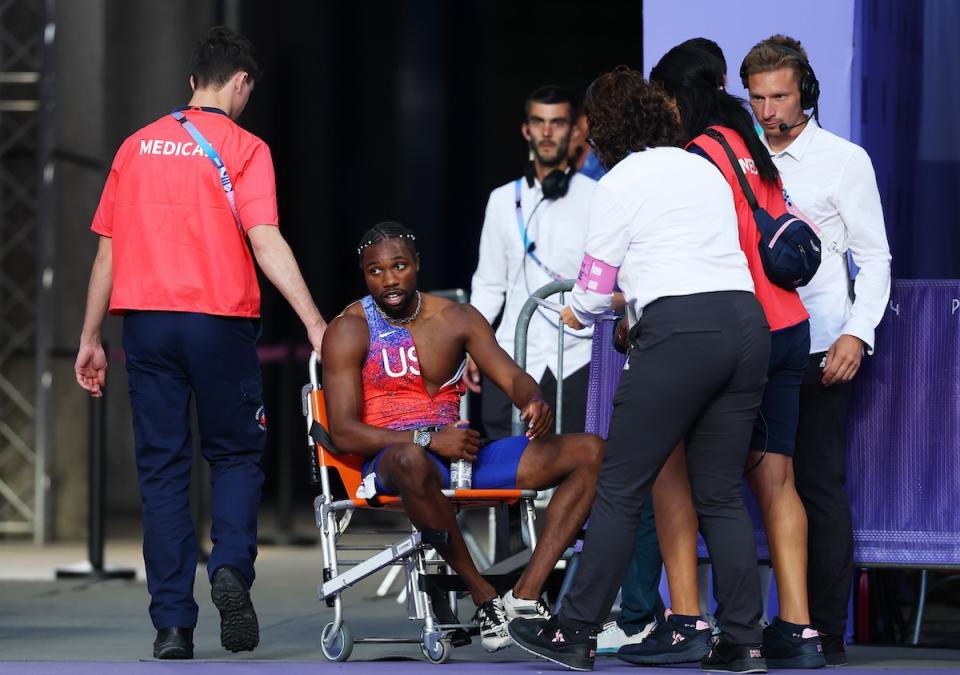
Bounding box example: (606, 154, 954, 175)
(576, 254, 619, 294)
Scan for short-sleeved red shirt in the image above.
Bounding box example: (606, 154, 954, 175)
(91, 108, 278, 317)
(690, 126, 809, 332)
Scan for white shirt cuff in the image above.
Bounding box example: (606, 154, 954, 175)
(841, 317, 877, 355)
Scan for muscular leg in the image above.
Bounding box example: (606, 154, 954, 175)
(746, 451, 810, 625)
(377, 443, 496, 605)
(512, 432, 604, 599)
(651, 442, 701, 617)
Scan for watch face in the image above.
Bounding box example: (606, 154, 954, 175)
(416, 430, 431, 447)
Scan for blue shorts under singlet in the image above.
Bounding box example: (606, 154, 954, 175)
(362, 435, 529, 496)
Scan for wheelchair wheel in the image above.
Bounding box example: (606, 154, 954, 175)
(420, 632, 451, 664)
(320, 621, 354, 662)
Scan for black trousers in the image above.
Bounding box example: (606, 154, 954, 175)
(480, 363, 590, 439)
(559, 291, 770, 645)
(793, 352, 854, 636)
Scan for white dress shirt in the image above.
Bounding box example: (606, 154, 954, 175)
(763, 120, 892, 353)
(570, 147, 754, 326)
(470, 172, 596, 382)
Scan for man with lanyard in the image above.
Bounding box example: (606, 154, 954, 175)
(742, 34, 892, 666)
(468, 85, 597, 438)
(74, 27, 328, 659)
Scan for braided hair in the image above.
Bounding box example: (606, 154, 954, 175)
(356, 221, 418, 260)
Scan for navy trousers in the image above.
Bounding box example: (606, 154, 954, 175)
(617, 498, 663, 633)
(123, 311, 267, 630)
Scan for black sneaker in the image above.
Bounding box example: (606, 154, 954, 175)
(700, 640, 767, 673)
(818, 633, 847, 667)
(153, 627, 193, 659)
(211, 566, 259, 653)
(763, 617, 826, 668)
(618, 613, 712, 665)
(508, 615, 597, 672)
(474, 595, 512, 652)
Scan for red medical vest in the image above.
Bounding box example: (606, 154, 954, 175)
(690, 126, 808, 331)
(91, 108, 279, 318)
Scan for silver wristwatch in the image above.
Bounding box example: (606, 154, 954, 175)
(413, 428, 432, 448)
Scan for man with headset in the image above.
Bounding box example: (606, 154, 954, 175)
(742, 35, 891, 666)
(468, 85, 597, 439)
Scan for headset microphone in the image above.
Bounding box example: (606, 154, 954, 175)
(778, 116, 811, 133)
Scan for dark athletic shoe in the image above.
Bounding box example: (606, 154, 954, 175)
(153, 627, 193, 659)
(509, 615, 597, 672)
(700, 640, 767, 673)
(617, 613, 712, 665)
(211, 566, 259, 653)
(762, 617, 826, 669)
(818, 633, 847, 667)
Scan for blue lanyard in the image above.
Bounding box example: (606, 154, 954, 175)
(171, 110, 244, 236)
(514, 178, 562, 281)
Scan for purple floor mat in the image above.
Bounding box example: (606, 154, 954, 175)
(2, 661, 959, 674)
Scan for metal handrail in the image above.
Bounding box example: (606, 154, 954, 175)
(511, 279, 576, 437)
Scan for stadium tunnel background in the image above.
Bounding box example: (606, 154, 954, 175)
(49, 0, 643, 537)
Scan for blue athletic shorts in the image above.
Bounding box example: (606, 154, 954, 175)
(362, 435, 529, 496)
(750, 320, 810, 456)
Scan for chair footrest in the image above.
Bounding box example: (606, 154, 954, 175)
(319, 531, 421, 600)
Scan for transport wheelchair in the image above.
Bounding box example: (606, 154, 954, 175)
(302, 352, 539, 663)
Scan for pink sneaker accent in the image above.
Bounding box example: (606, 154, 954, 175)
(801, 627, 819, 639)
(695, 620, 710, 631)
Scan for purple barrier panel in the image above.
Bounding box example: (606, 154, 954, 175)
(846, 279, 960, 566)
(584, 315, 625, 438)
(585, 281, 960, 570)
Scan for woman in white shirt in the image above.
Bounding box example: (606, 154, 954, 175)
(507, 66, 771, 674)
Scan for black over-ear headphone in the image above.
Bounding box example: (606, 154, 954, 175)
(740, 43, 820, 111)
(524, 146, 582, 200)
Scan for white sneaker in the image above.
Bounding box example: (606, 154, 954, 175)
(474, 596, 512, 652)
(596, 619, 656, 655)
(502, 589, 552, 621)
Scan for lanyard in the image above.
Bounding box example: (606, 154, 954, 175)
(171, 110, 244, 236)
(514, 178, 562, 281)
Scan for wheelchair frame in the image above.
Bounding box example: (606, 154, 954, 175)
(303, 353, 539, 663)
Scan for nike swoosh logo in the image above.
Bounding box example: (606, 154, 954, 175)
(379, 330, 397, 338)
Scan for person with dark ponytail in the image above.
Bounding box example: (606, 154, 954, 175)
(508, 65, 771, 674)
(618, 43, 824, 669)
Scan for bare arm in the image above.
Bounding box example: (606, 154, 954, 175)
(459, 304, 553, 438)
(247, 225, 327, 355)
(321, 314, 420, 456)
(611, 291, 625, 312)
(75, 236, 113, 397)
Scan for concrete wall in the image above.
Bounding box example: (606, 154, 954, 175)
(53, 0, 215, 539)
